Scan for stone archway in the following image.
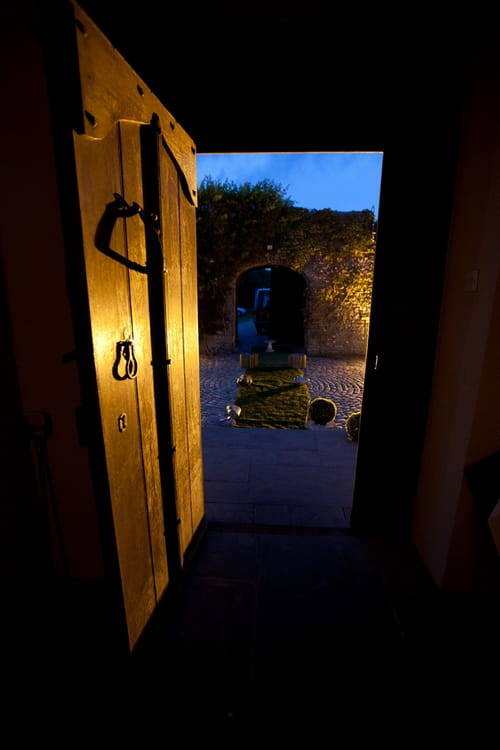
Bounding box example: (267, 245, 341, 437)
(200, 224, 374, 357)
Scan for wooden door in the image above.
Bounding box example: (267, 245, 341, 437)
(51, 1, 204, 650)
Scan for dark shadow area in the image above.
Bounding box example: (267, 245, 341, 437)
(269, 266, 305, 348)
(237, 265, 306, 353)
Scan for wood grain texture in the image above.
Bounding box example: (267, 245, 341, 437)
(70, 1, 203, 650)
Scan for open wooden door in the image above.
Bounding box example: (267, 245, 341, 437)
(44, 1, 204, 651)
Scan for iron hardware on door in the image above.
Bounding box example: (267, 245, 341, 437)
(118, 413, 128, 432)
(113, 339, 138, 380)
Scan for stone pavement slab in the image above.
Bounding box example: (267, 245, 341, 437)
(202, 425, 358, 529)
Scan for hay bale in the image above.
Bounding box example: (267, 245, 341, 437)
(288, 354, 307, 369)
(240, 353, 259, 368)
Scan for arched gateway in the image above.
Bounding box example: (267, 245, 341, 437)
(237, 265, 306, 353)
(200, 236, 375, 358)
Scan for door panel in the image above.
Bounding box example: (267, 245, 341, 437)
(160, 151, 192, 556)
(74, 125, 166, 648)
(121, 122, 169, 599)
(179, 178, 205, 534)
(159, 140, 204, 555)
(65, 0, 203, 650)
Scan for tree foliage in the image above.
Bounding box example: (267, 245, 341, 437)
(196, 177, 297, 333)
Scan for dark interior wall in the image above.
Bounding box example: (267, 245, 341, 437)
(74, 10, 466, 153)
(411, 40, 500, 588)
(0, 6, 107, 579)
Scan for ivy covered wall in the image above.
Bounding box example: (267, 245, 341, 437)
(197, 179, 376, 357)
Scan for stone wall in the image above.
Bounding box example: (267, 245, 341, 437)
(199, 247, 374, 357)
(198, 209, 376, 358)
(304, 251, 374, 357)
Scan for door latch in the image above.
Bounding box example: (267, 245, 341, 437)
(118, 413, 128, 432)
(113, 339, 138, 380)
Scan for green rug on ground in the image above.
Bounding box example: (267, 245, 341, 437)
(234, 367, 310, 429)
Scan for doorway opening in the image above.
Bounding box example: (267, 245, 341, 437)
(197, 151, 383, 528)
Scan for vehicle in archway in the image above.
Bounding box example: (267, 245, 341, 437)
(254, 287, 271, 335)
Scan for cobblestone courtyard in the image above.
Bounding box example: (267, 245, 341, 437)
(199, 354, 365, 428)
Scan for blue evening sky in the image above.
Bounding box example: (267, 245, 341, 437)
(196, 152, 383, 218)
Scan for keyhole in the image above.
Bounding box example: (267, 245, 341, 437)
(118, 413, 127, 432)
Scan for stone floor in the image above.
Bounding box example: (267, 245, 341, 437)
(8, 353, 499, 724)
